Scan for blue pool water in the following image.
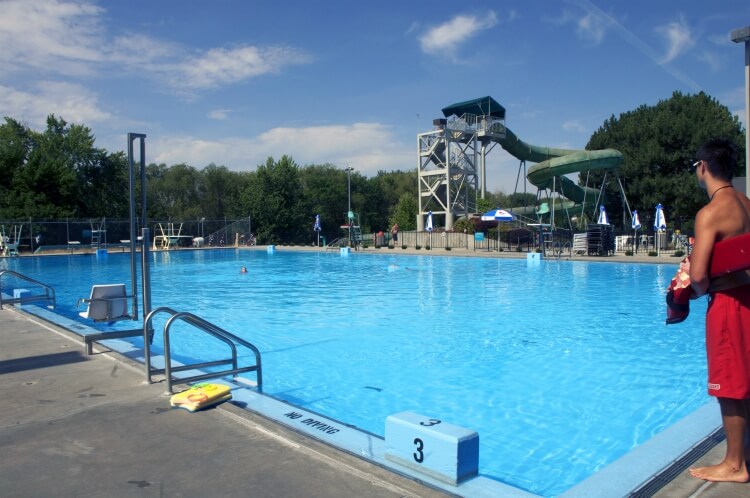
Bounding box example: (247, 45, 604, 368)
(3, 250, 710, 496)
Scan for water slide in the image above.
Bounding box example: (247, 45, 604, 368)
(440, 97, 624, 218)
(496, 127, 624, 217)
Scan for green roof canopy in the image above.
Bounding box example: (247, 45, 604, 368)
(441, 96, 505, 119)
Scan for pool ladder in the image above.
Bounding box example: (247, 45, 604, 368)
(143, 307, 263, 394)
(0, 270, 56, 310)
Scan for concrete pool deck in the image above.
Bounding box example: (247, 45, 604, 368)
(0, 309, 449, 498)
(3, 247, 750, 497)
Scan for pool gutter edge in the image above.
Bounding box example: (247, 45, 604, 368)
(560, 402, 721, 497)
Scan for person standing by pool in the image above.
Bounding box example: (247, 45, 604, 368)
(391, 223, 399, 244)
(688, 138, 750, 483)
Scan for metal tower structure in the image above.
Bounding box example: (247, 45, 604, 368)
(417, 97, 506, 230)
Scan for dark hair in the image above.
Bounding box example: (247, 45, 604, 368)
(696, 138, 738, 181)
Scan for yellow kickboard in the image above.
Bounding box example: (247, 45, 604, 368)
(172, 393, 232, 412)
(170, 383, 232, 410)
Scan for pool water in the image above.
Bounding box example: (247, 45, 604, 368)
(3, 250, 710, 496)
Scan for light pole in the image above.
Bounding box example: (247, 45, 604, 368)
(731, 25, 750, 196)
(200, 217, 205, 238)
(345, 166, 354, 247)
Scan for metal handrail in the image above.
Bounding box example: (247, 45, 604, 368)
(143, 307, 262, 394)
(0, 270, 56, 310)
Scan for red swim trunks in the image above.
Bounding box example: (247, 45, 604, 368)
(706, 285, 750, 399)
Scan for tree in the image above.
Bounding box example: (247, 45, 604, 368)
(240, 156, 305, 244)
(390, 193, 418, 230)
(584, 91, 745, 231)
(2, 115, 128, 219)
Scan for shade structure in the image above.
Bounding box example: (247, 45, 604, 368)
(313, 214, 321, 246)
(481, 209, 515, 222)
(654, 203, 667, 255)
(597, 205, 609, 225)
(481, 209, 515, 250)
(654, 204, 666, 231)
(426, 211, 434, 232)
(632, 210, 641, 253)
(631, 210, 641, 230)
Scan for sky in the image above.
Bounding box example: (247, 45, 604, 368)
(1, 0, 748, 193)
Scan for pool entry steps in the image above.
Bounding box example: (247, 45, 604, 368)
(0, 270, 56, 310)
(143, 306, 263, 394)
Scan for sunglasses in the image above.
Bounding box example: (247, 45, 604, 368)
(692, 160, 702, 168)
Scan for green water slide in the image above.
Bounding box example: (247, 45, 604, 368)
(441, 97, 624, 218)
(497, 127, 623, 216)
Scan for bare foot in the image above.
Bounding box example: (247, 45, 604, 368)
(689, 462, 750, 483)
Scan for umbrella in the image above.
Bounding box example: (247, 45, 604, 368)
(631, 210, 641, 253)
(654, 203, 667, 255)
(481, 209, 515, 222)
(425, 211, 434, 248)
(481, 208, 515, 250)
(313, 214, 321, 246)
(597, 205, 609, 225)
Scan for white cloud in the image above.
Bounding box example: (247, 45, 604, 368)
(576, 12, 609, 45)
(0, 0, 106, 76)
(696, 50, 723, 72)
(419, 11, 498, 56)
(567, 0, 700, 91)
(176, 46, 310, 91)
(655, 17, 694, 64)
(150, 123, 413, 176)
(0, 0, 309, 95)
(0, 81, 112, 127)
(208, 109, 231, 120)
(562, 120, 586, 133)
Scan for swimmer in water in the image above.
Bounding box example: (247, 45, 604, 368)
(240, 266, 247, 273)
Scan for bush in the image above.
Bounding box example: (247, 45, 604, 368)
(648, 251, 658, 257)
(388, 245, 394, 249)
(415, 245, 421, 250)
(445, 246, 451, 251)
(401, 244, 407, 250)
(625, 250, 634, 256)
(673, 250, 685, 257)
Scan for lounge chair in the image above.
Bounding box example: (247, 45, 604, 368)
(77, 284, 130, 322)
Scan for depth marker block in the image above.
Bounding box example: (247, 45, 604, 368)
(385, 411, 478, 485)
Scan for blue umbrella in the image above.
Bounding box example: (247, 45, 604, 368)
(654, 203, 667, 255)
(597, 205, 609, 225)
(481, 208, 515, 249)
(632, 210, 641, 253)
(481, 208, 514, 222)
(313, 214, 321, 246)
(631, 210, 641, 230)
(425, 211, 434, 248)
(654, 204, 666, 231)
(314, 214, 321, 232)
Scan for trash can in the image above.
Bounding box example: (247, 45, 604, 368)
(376, 232, 385, 246)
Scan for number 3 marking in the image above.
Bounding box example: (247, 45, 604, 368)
(413, 438, 424, 463)
(419, 418, 441, 427)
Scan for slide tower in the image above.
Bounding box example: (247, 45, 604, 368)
(417, 96, 625, 230)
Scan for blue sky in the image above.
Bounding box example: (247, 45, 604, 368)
(1, 0, 748, 193)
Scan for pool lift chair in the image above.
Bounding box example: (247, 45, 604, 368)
(76, 283, 143, 354)
(1, 225, 22, 256)
(77, 284, 131, 322)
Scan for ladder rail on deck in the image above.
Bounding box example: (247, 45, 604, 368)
(0, 270, 56, 310)
(143, 307, 263, 394)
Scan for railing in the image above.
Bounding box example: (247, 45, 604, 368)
(0, 270, 56, 310)
(143, 307, 262, 394)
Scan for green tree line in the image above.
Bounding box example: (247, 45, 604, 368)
(0, 91, 744, 243)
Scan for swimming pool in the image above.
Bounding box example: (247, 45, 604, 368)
(3, 250, 710, 496)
